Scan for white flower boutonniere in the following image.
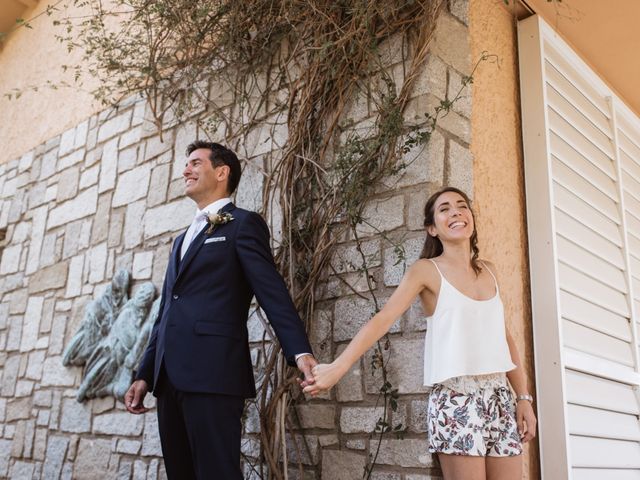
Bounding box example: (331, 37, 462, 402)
(205, 211, 234, 234)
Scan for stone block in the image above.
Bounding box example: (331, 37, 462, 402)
(79, 164, 100, 189)
(27, 182, 46, 209)
(335, 345, 364, 402)
(383, 236, 425, 287)
(375, 439, 433, 468)
(48, 315, 67, 356)
(0, 244, 21, 274)
(43, 436, 69, 480)
(37, 410, 50, 426)
(6, 316, 23, 351)
(112, 164, 151, 207)
(15, 379, 34, 397)
(10, 461, 34, 479)
(59, 127, 77, 156)
(321, 450, 366, 480)
(132, 251, 154, 279)
(98, 111, 132, 143)
(26, 350, 45, 381)
(447, 68, 472, 119)
(60, 399, 92, 433)
(145, 133, 174, 162)
(124, 200, 146, 249)
(8, 288, 28, 314)
(99, 138, 119, 194)
(410, 399, 429, 433)
(364, 338, 428, 395)
(93, 412, 144, 436)
(395, 129, 445, 189)
(334, 295, 400, 342)
(87, 242, 108, 284)
(33, 428, 47, 461)
(73, 438, 112, 480)
(26, 206, 48, 275)
(318, 434, 338, 447)
(449, 0, 469, 25)
(28, 261, 69, 293)
(294, 404, 336, 430)
(235, 158, 264, 212)
(120, 126, 142, 149)
(330, 239, 381, 274)
(340, 406, 384, 434)
(0, 439, 11, 477)
(91, 192, 111, 244)
(40, 149, 58, 180)
(141, 412, 162, 457)
(446, 140, 473, 194)
(286, 434, 319, 466)
(6, 397, 31, 422)
(116, 439, 141, 455)
(41, 356, 77, 387)
(117, 144, 140, 173)
(33, 390, 53, 408)
(147, 163, 170, 207)
(309, 310, 332, 363)
(18, 150, 34, 173)
(355, 195, 404, 237)
(431, 12, 470, 75)
(58, 148, 86, 171)
(143, 198, 193, 239)
(20, 296, 44, 352)
(48, 186, 98, 229)
(1, 354, 20, 396)
(66, 255, 84, 298)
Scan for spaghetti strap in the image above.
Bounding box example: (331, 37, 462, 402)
(481, 261, 500, 293)
(428, 258, 444, 278)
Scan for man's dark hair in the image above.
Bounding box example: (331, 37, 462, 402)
(186, 140, 242, 194)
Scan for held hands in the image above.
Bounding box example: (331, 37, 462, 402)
(516, 399, 537, 443)
(302, 362, 345, 396)
(124, 379, 150, 414)
(296, 354, 318, 388)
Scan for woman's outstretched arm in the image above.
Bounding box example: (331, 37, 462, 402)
(303, 260, 431, 396)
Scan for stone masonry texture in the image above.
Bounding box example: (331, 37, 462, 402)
(0, 2, 470, 478)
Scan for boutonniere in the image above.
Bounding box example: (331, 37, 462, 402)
(205, 210, 234, 234)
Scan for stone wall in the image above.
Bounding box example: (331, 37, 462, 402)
(0, 2, 472, 478)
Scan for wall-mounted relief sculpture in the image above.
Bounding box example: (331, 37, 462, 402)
(62, 269, 159, 402)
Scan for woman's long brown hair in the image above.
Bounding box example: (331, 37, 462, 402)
(419, 186, 482, 275)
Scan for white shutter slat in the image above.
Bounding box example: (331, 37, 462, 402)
(557, 235, 627, 292)
(573, 468, 640, 480)
(568, 403, 640, 441)
(629, 233, 640, 260)
(554, 184, 622, 244)
(553, 158, 620, 221)
(558, 263, 629, 317)
(570, 436, 640, 469)
(619, 129, 640, 164)
(546, 86, 615, 159)
(549, 109, 616, 176)
(544, 61, 612, 137)
(564, 348, 640, 386)
(623, 171, 640, 206)
(565, 369, 640, 415)
(563, 320, 634, 367)
(543, 40, 610, 116)
(551, 132, 618, 198)
(560, 290, 632, 342)
(555, 210, 625, 268)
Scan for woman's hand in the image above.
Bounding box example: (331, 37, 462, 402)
(516, 400, 537, 443)
(302, 362, 346, 396)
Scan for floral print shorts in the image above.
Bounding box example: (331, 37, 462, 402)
(427, 380, 523, 457)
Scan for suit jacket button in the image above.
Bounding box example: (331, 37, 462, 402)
(172, 294, 179, 300)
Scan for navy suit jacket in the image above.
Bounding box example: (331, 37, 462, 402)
(135, 202, 312, 398)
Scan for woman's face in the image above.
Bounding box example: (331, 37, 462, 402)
(428, 191, 475, 242)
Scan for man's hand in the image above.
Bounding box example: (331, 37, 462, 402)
(296, 354, 318, 389)
(124, 379, 150, 414)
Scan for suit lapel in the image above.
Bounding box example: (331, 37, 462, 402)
(175, 202, 236, 283)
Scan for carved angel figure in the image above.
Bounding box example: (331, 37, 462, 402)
(76, 282, 158, 402)
(62, 269, 131, 367)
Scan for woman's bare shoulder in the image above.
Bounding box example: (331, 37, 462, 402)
(408, 258, 441, 288)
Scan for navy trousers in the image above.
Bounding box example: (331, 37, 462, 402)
(156, 367, 245, 479)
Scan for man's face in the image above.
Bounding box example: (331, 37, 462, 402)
(183, 148, 229, 205)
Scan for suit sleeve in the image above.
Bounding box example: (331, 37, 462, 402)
(236, 212, 313, 366)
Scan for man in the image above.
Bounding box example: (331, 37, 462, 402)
(125, 141, 317, 479)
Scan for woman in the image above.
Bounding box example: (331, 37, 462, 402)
(304, 187, 536, 480)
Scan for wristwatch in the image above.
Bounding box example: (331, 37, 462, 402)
(516, 393, 534, 403)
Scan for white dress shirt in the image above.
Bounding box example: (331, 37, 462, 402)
(180, 197, 232, 260)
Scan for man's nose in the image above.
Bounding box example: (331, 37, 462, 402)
(183, 164, 191, 177)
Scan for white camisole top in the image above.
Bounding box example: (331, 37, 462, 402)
(423, 259, 516, 386)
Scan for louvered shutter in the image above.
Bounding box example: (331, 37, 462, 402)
(518, 15, 640, 480)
